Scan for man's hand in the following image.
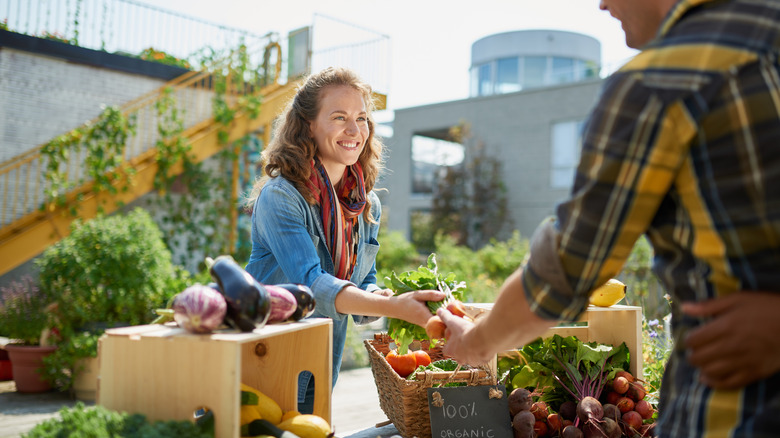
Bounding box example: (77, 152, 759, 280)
(682, 292, 780, 390)
(437, 307, 492, 366)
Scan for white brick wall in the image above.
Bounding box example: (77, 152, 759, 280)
(0, 48, 169, 163)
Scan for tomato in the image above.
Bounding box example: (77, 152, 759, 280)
(385, 350, 417, 378)
(413, 350, 432, 367)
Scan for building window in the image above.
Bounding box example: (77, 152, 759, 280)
(471, 56, 599, 97)
(551, 57, 574, 84)
(478, 63, 493, 96)
(522, 56, 547, 89)
(551, 120, 585, 189)
(409, 209, 435, 252)
(496, 57, 520, 94)
(411, 135, 465, 194)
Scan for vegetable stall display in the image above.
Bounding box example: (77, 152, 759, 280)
(154, 255, 316, 334)
(499, 335, 657, 437)
(367, 255, 655, 438)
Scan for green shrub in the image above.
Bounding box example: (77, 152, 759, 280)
(36, 208, 189, 389)
(376, 229, 421, 287)
(36, 208, 181, 328)
(24, 402, 213, 437)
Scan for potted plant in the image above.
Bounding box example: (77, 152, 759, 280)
(0, 275, 58, 393)
(36, 207, 190, 398)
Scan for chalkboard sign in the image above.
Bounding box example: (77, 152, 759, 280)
(427, 385, 513, 438)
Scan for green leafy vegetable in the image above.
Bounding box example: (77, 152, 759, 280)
(385, 254, 467, 354)
(408, 358, 466, 386)
(499, 335, 630, 410)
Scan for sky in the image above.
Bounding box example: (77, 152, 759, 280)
(146, 0, 639, 122)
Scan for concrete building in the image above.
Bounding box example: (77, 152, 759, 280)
(381, 30, 607, 245)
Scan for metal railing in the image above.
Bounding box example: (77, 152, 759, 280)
(0, 1, 392, 228)
(310, 13, 391, 96)
(2, 0, 272, 64)
(0, 39, 282, 228)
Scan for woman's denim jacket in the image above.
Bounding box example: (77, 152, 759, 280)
(245, 175, 382, 399)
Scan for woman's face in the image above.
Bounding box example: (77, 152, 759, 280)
(309, 85, 369, 182)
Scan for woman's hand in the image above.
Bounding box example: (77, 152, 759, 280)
(682, 292, 780, 389)
(388, 290, 445, 327)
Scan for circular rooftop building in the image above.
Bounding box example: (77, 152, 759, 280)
(470, 29, 601, 97)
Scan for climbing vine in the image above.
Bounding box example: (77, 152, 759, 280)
(41, 106, 136, 215)
(39, 42, 270, 269)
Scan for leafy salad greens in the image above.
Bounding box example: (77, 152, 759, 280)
(384, 253, 467, 354)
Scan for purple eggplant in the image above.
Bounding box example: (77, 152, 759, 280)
(206, 256, 271, 332)
(273, 283, 316, 321)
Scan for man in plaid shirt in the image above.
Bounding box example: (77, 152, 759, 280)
(439, 0, 780, 435)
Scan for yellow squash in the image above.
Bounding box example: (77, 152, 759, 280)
(240, 405, 263, 427)
(277, 414, 333, 438)
(240, 382, 283, 425)
(589, 278, 627, 307)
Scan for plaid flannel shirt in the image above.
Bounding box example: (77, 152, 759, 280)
(521, 0, 780, 435)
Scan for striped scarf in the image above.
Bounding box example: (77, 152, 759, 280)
(307, 157, 366, 280)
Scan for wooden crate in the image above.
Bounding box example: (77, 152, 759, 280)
(473, 304, 644, 378)
(97, 318, 332, 438)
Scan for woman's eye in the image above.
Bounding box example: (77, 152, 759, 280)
(357, 117, 367, 122)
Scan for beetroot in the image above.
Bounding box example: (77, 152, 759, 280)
(635, 399, 654, 419)
(602, 417, 621, 438)
(622, 410, 643, 432)
(616, 396, 635, 414)
(531, 401, 549, 421)
(562, 425, 584, 438)
(612, 376, 630, 394)
(615, 370, 635, 382)
(533, 420, 549, 437)
(639, 423, 656, 437)
(577, 396, 603, 423)
(602, 403, 620, 422)
(605, 391, 621, 405)
(172, 284, 227, 334)
(512, 410, 536, 437)
(582, 422, 604, 438)
(547, 413, 564, 433)
(508, 387, 533, 416)
(627, 382, 647, 401)
(559, 400, 577, 421)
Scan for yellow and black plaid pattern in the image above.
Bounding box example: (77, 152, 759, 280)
(521, 0, 780, 435)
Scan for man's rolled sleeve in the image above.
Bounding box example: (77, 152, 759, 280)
(521, 217, 590, 322)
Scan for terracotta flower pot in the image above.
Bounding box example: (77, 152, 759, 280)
(5, 344, 57, 393)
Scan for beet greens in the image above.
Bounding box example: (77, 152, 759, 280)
(502, 334, 630, 408)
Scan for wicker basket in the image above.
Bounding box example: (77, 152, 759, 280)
(365, 333, 496, 438)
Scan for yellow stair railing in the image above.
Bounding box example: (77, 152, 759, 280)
(0, 41, 301, 276)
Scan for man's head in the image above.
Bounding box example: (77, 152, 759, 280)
(599, 0, 680, 49)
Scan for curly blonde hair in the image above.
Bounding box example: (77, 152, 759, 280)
(245, 67, 384, 222)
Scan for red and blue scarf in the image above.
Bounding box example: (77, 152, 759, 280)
(307, 157, 366, 280)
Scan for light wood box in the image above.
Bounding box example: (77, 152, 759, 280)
(97, 318, 333, 438)
(472, 304, 644, 378)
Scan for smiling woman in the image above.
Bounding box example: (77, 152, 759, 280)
(309, 85, 370, 184)
(242, 66, 445, 414)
